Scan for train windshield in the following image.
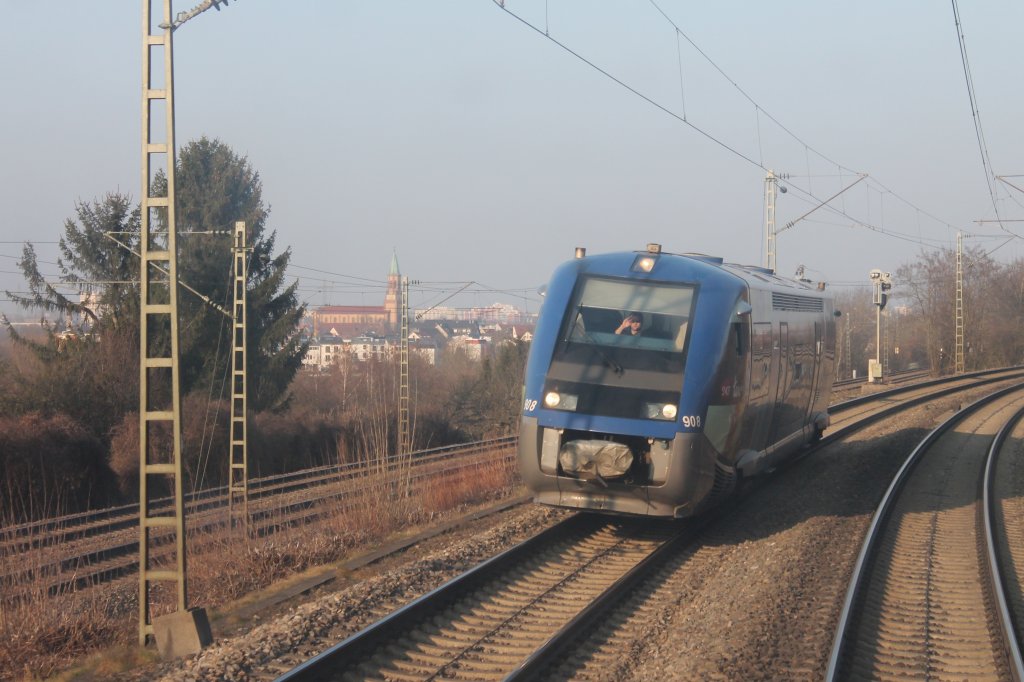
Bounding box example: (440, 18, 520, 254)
(545, 277, 695, 419)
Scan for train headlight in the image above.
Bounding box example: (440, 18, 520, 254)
(645, 402, 678, 420)
(544, 391, 579, 411)
(631, 255, 658, 273)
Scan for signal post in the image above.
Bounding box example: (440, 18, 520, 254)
(868, 269, 892, 383)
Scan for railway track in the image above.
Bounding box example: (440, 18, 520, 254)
(826, 383, 1024, 681)
(825, 366, 1024, 436)
(10, 369, 1020, 602)
(277, 512, 714, 682)
(832, 367, 931, 392)
(274, 368, 1024, 681)
(7, 366, 1024, 681)
(2, 436, 517, 555)
(0, 437, 517, 601)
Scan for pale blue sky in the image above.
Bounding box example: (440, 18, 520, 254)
(2, 1, 1022, 318)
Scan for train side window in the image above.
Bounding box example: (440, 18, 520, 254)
(750, 323, 772, 390)
(732, 322, 748, 356)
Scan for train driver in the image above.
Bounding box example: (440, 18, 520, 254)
(615, 312, 643, 336)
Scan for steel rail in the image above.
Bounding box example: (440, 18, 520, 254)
(274, 513, 600, 681)
(6, 370, 1023, 610)
(501, 511, 720, 681)
(1, 436, 517, 553)
(274, 372, 1024, 680)
(832, 367, 929, 388)
(505, 371, 1024, 681)
(828, 365, 1024, 413)
(825, 382, 1024, 681)
(983, 403, 1024, 682)
(2, 445, 519, 598)
(816, 369, 1024, 459)
(9, 367, 1021, 548)
(10, 365, 1020, 552)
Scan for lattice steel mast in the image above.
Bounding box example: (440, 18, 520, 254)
(882, 310, 890, 375)
(764, 170, 779, 272)
(955, 231, 965, 373)
(138, 0, 229, 649)
(399, 275, 410, 459)
(844, 312, 851, 379)
(138, 0, 186, 644)
(229, 221, 249, 531)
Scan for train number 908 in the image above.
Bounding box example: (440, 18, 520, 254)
(681, 415, 702, 428)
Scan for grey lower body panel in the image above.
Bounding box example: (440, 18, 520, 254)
(518, 416, 719, 518)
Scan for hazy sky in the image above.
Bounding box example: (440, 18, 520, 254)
(2, 1, 1022, 319)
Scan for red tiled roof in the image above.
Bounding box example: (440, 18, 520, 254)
(315, 305, 388, 314)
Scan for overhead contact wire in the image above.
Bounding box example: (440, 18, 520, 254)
(496, 0, 971, 250)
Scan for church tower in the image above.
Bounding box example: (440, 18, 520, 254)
(383, 251, 400, 329)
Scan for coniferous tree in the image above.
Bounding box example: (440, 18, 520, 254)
(2, 193, 141, 439)
(5, 137, 307, 417)
(161, 136, 306, 410)
(5, 192, 140, 332)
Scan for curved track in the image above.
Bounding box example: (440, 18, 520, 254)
(827, 383, 1024, 681)
(825, 367, 1024, 436)
(277, 514, 707, 681)
(278, 369, 1024, 681)
(0, 438, 517, 601)
(9, 370, 1023, 602)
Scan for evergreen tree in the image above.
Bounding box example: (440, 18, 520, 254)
(446, 340, 528, 438)
(5, 192, 140, 332)
(2, 193, 141, 438)
(5, 137, 306, 415)
(158, 136, 307, 410)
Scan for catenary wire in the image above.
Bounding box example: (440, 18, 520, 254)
(494, 0, 974, 253)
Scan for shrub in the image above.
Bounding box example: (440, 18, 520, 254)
(0, 412, 117, 523)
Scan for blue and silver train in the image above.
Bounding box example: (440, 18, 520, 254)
(518, 244, 838, 518)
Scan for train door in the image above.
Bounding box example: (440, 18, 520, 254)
(773, 322, 789, 404)
(806, 321, 822, 417)
(746, 322, 774, 450)
(768, 322, 791, 445)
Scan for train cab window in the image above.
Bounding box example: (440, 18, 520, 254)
(562, 277, 694, 353)
(547, 277, 695, 419)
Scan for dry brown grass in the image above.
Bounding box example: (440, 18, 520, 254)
(420, 452, 518, 515)
(0, 533, 138, 681)
(0, 446, 520, 680)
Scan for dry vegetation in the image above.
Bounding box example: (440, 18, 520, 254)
(835, 247, 1024, 376)
(6, 196, 1022, 679)
(0, 335, 527, 527)
(0, 318, 527, 679)
(0, 443, 519, 680)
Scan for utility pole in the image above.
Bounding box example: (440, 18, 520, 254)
(881, 308, 890, 375)
(868, 269, 892, 383)
(955, 231, 965, 374)
(890, 309, 899, 371)
(764, 170, 781, 272)
(845, 312, 851, 379)
(139, 0, 192, 649)
(835, 314, 844, 382)
(399, 275, 410, 460)
(228, 221, 249, 532)
(138, 0, 229, 654)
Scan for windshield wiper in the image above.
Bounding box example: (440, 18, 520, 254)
(570, 312, 624, 375)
